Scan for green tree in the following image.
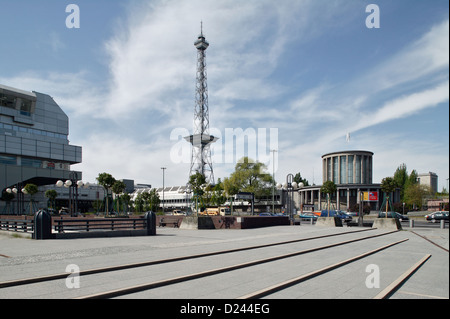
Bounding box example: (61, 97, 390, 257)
(404, 184, 433, 210)
(381, 177, 397, 194)
(96, 173, 116, 215)
(120, 193, 131, 215)
(187, 172, 207, 212)
(210, 179, 226, 207)
(45, 189, 58, 210)
(225, 157, 274, 198)
(293, 172, 309, 186)
(381, 177, 398, 215)
(406, 169, 419, 187)
(133, 193, 144, 213)
(320, 180, 337, 216)
(23, 183, 39, 215)
(111, 180, 126, 215)
(141, 189, 160, 212)
(223, 177, 240, 198)
(393, 164, 408, 200)
(188, 172, 207, 196)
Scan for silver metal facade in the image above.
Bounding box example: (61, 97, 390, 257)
(0, 84, 82, 199)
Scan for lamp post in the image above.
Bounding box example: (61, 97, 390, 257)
(8, 184, 24, 215)
(56, 172, 83, 217)
(161, 167, 166, 214)
(179, 185, 191, 214)
(277, 174, 299, 223)
(270, 149, 278, 214)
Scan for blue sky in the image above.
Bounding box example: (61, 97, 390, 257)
(1, 0, 448, 191)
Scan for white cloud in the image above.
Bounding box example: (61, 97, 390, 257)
(1, 2, 448, 190)
(354, 80, 449, 132)
(358, 19, 449, 92)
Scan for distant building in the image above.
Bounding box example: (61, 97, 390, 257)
(417, 172, 438, 194)
(1, 84, 82, 214)
(131, 186, 283, 214)
(36, 183, 105, 213)
(297, 150, 399, 212)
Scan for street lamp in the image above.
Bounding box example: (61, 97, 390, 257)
(270, 149, 278, 214)
(7, 184, 24, 215)
(277, 174, 299, 223)
(56, 172, 83, 217)
(161, 167, 167, 214)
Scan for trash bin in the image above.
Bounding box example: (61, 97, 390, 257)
(33, 210, 52, 240)
(145, 211, 156, 236)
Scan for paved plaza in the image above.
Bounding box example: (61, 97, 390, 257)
(0, 224, 448, 300)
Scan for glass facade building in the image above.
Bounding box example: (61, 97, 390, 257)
(0, 84, 82, 212)
(298, 150, 398, 212)
(322, 151, 373, 185)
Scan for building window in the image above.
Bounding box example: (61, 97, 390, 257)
(21, 158, 42, 168)
(19, 98, 33, 116)
(332, 157, 338, 184)
(355, 155, 361, 184)
(0, 93, 16, 109)
(348, 155, 354, 184)
(340, 156, 346, 184)
(0, 155, 16, 165)
(327, 158, 332, 182)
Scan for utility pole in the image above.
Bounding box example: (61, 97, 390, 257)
(271, 149, 278, 213)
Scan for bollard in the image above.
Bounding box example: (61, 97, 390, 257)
(33, 210, 52, 240)
(145, 211, 156, 236)
(409, 219, 414, 228)
(440, 220, 445, 229)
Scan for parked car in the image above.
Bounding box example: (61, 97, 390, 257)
(259, 212, 273, 216)
(425, 211, 449, 223)
(320, 210, 353, 222)
(378, 211, 409, 221)
(299, 212, 318, 220)
(345, 211, 359, 217)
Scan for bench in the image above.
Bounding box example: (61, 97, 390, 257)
(159, 216, 181, 228)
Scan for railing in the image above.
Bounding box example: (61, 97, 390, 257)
(54, 218, 147, 233)
(1, 211, 156, 239)
(0, 219, 34, 233)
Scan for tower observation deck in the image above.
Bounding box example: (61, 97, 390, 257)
(185, 24, 218, 185)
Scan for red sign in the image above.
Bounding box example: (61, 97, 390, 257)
(363, 191, 378, 201)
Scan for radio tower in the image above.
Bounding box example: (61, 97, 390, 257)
(185, 23, 218, 185)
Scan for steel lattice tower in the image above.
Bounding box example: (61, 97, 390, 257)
(185, 24, 218, 184)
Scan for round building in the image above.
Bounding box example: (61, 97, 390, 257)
(298, 150, 399, 213)
(322, 150, 373, 185)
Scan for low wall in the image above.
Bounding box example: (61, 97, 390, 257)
(54, 229, 148, 239)
(177, 216, 290, 230)
(372, 218, 402, 230)
(316, 217, 343, 227)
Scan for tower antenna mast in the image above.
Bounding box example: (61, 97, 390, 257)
(185, 23, 218, 185)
